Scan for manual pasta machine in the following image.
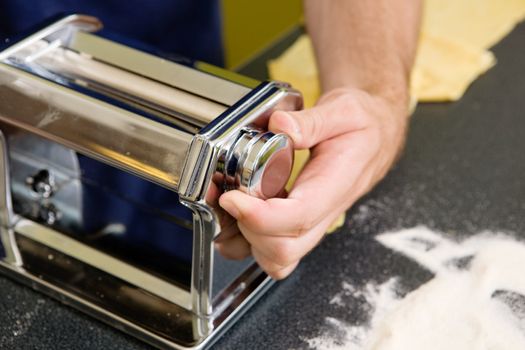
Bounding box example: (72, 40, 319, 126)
(0, 14, 302, 349)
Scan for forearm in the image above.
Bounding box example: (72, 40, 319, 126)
(304, 0, 422, 110)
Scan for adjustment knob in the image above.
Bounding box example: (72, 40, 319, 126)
(225, 128, 294, 199)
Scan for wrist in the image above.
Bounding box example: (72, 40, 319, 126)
(322, 61, 412, 118)
(326, 85, 409, 162)
(354, 78, 411, 118)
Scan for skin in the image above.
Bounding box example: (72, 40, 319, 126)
(216, 0, 422, 279)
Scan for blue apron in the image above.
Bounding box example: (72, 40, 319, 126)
(0, 0, 224, 65)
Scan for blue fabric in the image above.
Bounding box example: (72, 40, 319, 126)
(0, 0, 224, 66)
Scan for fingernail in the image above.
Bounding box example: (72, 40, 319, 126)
(219, 198, 240, 219)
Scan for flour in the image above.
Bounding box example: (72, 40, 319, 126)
(305, 226, 525, 349)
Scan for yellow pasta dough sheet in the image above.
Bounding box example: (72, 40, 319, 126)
(411, 33, 496, 102)
(422, 0, 525, 50)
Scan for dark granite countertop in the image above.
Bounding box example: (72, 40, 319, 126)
(1, 22, 525, 350)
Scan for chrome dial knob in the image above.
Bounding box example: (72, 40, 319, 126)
(224, 128, 294, 199)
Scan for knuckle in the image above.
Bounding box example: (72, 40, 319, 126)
(228, 253, 244, 261)
(297, 216, 316, 236)
(215, 234, 251, 261)
(232, 251, 250, 261)
(225, 246, 251, 261)
(269, 263, 298, 280)
(258, 261, 275, 275)
(269, 269, 288, 280)
(271, 240, 296, 266)
(216, 244, 235, 260)
(336, 93, 354, 114)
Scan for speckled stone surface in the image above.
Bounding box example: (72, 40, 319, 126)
(1, 22, 524, 350)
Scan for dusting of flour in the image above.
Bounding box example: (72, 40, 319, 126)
(305, 226, 525, 349)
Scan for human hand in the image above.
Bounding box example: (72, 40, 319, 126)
(216, 87, 409, 279)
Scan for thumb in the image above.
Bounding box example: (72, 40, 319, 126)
(268, 99, 356, 149)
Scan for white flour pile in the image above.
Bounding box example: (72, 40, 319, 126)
(305, 226, 525, 350)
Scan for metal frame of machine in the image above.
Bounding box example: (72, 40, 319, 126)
(0, 15, 302, 349)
